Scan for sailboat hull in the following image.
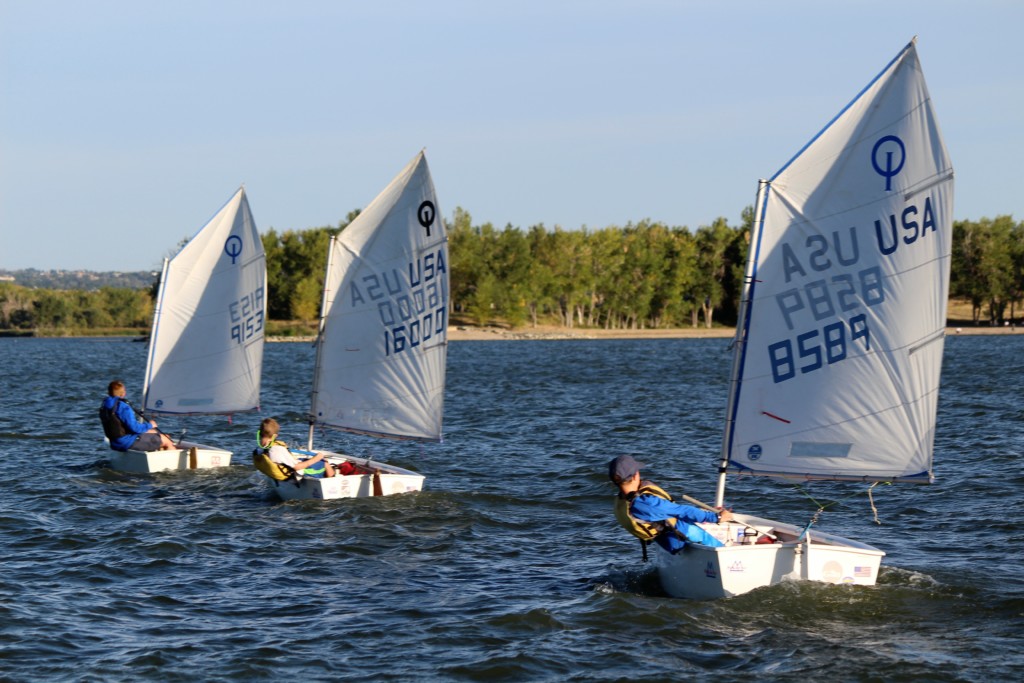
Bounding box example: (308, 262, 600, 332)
(110, 441, 232, 474)
(655, 514, 885, 600)
(268, 452, 424, 501)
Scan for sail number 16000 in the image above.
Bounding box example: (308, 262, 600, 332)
(767, 314, 870, 383)
(383, 306, 447, 356)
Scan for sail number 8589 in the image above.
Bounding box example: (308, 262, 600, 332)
(768, 314, 870, 383)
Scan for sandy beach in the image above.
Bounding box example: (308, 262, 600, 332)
(265, 323, 1018, 343)
(444, 324, 1021, 341)
(444, 324, 734, 341)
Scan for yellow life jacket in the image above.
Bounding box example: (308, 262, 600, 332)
(613, 482, 678, 541)
(252, 440, 297, 482)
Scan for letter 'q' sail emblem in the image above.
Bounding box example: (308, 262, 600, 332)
(224, 235, 243, 264)
(871, 135, 905, 191)
(417, 200, 435, 237)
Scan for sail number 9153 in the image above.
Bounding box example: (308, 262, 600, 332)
(768, 314, 870, 383)
(229, 288, 264, 345)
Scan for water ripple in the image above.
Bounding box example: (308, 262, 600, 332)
(0, 336, 1022, 680)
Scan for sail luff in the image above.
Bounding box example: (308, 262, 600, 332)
(142, 257, 171, 412)
(308, 233, 340, 451)
(716, 179, 769, 507)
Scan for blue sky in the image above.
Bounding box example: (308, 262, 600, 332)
(1, 0, 1020, 272)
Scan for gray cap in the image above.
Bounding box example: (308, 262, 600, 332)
(608, 454, 646, 483)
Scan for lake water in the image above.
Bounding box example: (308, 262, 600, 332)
(0, 334, 1021, 681)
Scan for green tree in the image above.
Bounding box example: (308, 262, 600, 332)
(650, 226, 698, 327)
(952, 216, 1021, 324)
(1008, 220, 1024, 324)
(524, 225, 559, 326)
(589, 228, 626, 328)
(33, 291, 72, 330)
(469, 273, 500, 326)
(266, 226, 335, 321)
(102, 287, 151, 327)
(491, 225, 531, 326)
(692, 218, 736, 328)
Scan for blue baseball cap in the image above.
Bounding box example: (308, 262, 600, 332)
(608, 454, 646, 483)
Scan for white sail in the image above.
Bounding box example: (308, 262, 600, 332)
(143, 188, 266, 416)
(724, 40, 953, 483)
(309, 150, 448, 442)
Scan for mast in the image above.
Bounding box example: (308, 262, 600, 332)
(714, 179, 768, 508)
(142, 257, 171, 413)
(308, 234, 339, 450)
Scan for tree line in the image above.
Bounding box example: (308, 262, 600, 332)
(0, 284, 154, 333)
(2, 211, 1021, 334)
(0, 269, 158, 291)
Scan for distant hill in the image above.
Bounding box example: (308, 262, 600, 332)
(0, 268, 159, 291)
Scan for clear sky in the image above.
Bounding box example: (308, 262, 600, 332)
(1, 0, 1020, 272)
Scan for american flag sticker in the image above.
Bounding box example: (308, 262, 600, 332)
(854, 566, 872, 577)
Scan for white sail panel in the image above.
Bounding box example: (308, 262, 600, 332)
(726, 41, 953, 482)
(310, 151, 448, 441)
(143, 188, 266, 415)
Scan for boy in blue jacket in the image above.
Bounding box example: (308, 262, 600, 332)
(609, 454, 732, 552)
(99, 380, 175, 452)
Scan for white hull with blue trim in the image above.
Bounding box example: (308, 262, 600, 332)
(657, 39, 952, 599)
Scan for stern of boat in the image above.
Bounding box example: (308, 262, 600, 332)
(655, 517, 885, 599)
(110, 442, 232, 474)
(268, 451, 424, 501)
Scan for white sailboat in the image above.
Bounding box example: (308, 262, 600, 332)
(656, 39, 954, 599)
(110, 188, 266, 474)
(262, 150, 447, 500)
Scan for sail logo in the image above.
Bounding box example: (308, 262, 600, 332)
(871, 135, 905, 191)
(224, 235, 243, 264)
(747, 445, 762, 461)
(418, 201, 436, 237)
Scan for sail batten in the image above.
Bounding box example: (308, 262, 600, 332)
(723, 40, 952, 485)
(143, 188, 267, 416)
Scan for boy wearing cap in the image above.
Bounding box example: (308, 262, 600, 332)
(608, 454, 732, 553)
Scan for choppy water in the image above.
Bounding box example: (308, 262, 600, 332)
(0, 334, 1022, 682)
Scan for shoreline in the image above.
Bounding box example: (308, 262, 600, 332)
(8, 323, 1016, 342)
(267, 324, 1022, 343)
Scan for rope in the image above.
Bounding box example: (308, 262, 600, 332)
(867, 482, 885, 525)
(795, 506, 825, 542)
(790, 481, 891, 539)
